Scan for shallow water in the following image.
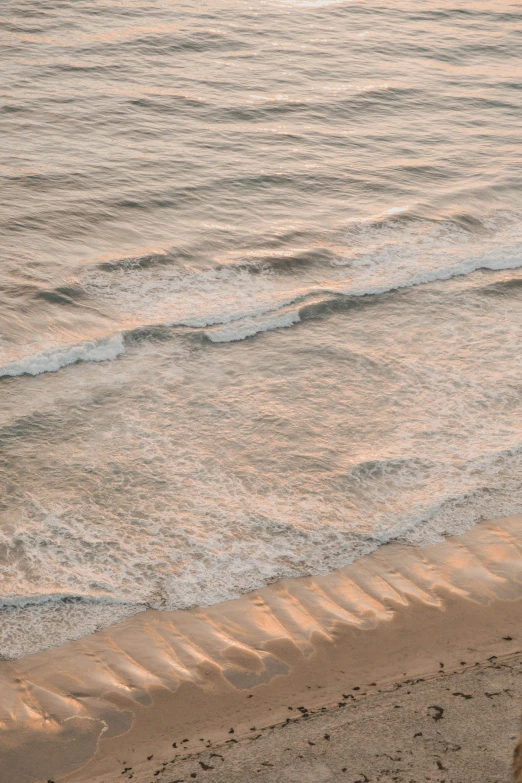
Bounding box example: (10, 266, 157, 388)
(1, 0, 522, 657)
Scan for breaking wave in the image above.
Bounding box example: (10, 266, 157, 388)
(0, 334, 125, 378)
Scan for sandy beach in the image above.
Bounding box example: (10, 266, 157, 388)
(4, 1, 522, 780)
(1, 515, 522, 783)
(101, 651, 522, 783)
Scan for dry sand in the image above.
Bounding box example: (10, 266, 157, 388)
(114, 651, 522, 783)
(2, 515, 522, 783)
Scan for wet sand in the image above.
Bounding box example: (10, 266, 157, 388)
(2, 515, 522, 783)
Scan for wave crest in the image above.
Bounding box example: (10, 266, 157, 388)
(0, 334, 125, 378)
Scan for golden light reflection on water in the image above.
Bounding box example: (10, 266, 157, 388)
(2, 0, 522, 676)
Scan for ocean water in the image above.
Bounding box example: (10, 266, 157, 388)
(1, 0, 522, 658)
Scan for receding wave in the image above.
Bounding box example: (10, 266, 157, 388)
(4, 476, 522, 660)
(0, 598, 146, 660)
(0, 592, 145, 611)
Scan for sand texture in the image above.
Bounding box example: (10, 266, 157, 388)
(2, 516, 522, 783)
(114, 651, 522, 783)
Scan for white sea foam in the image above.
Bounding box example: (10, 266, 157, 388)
(0, 600, 144, 660)
(7, 226, 521, 376)
(3, 217, 522, 659)
(0, 334, 125, 378)
(3, 468, 522, 660)
(3, 0, 522, 668)
(4, 220, 522, 377)
(80, 212, 522, 350)
(205, 308, 301, 342)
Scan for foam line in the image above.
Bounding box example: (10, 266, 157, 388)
(2, 517, 522, 782)
(0, 334, 125, 378)
(205, 308, 301, 342)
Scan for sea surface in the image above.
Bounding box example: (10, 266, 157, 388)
(1, 0, 522, 659)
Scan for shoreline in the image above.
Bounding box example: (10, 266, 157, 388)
(2, 515, 522, 783)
